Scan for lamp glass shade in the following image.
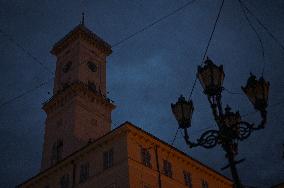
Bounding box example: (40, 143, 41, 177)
(242, 74, 270, 111)
(223, 106, 241, 128)
(171, 95, 194, 129)
(197, 58, 225, 96)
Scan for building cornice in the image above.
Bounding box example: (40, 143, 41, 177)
(51, 24, 112, 56)
(42, 81, 115, 114)
(124, 122, 233, 185)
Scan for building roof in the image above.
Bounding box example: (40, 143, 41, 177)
(271, 182, 284, 188)
(51, 24, 112, 56)
(18, 121, 232, 187)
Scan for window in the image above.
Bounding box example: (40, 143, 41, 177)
(62, 61, 72, 73)
(202, 180, 209, 188)
(51, 139, 63, 165)
(143, 184, 151, 188)
(103, 149, 113, 169)
(140, 147, 151, 168)
(183, 171, 192, 188)
(60, 174, 69, 188)
(79, 162, 90, 183)
(88, 81, 97, 92)
(87, 61, 97, 72)
(163, 160, 172, 178)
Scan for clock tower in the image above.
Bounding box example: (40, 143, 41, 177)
(41, 22, 115, 170)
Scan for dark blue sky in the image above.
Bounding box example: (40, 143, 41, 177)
(0, 0, 284, 187)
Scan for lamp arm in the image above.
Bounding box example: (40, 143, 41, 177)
(254, 109, 267, 130)
(238, 110, 266, 141)
(183, 128, 200, 148)
(182, 128, 220, 149)
(207, 96, 222, 127)
(238, 121, 253, 140)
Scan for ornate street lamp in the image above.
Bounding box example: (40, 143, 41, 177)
(171, 58, 269, 188)
(171, 95, 194, 129)
(197, 58, 225, 96)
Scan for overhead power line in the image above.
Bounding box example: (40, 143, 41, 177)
(0, 78, 53, 109)
(240, 0, 284, 52)
(111, 0, 197, 47)
(238, 0, 266, 76)
(0, 1, 198, 109)
(0, 29, 54, 75)
(188, 0, 225, 100)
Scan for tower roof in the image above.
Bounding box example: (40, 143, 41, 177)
(51, 24, 112, 56)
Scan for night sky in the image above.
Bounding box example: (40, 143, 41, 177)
(0, 0, 284, 187)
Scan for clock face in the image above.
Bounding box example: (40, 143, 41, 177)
(87, 61, 97, 72)
(62, 61, 72, 73)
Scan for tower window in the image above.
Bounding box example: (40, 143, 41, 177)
(183, 170, 192, 188)
(140, 147, 151, 168)
(87, 61, 97, 72)
(163, 160, 172, 178)
(60, 174, 69, 188)
(103, 148, 114, 169)
(62, 61, 72, 73)
(88, 81, 97, 92)
(202, 180, 209, 188)
(79, 162, 90, 183)
(51, 139, 63, 165)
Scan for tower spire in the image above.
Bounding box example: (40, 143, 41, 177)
(81, 12, 85, 25)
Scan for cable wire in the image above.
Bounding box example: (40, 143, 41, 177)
(238, 0, 266, 76)
(0, 77, 53, 109)
(111, 0, 197, 47)
(223, 87, 242, 95)
(240, 0, 284, 53)
(0, 1, 199, 109)
(188, 0, 225, 100)
(0, 29, 54, 75)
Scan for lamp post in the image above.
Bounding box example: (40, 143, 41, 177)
(171, 58, 269, 188)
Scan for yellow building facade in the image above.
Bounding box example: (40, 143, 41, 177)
(18, 21, 233, 188)
(19, 122, 232, 188)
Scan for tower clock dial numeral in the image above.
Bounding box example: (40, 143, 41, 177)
(87, 61, 97, 72)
